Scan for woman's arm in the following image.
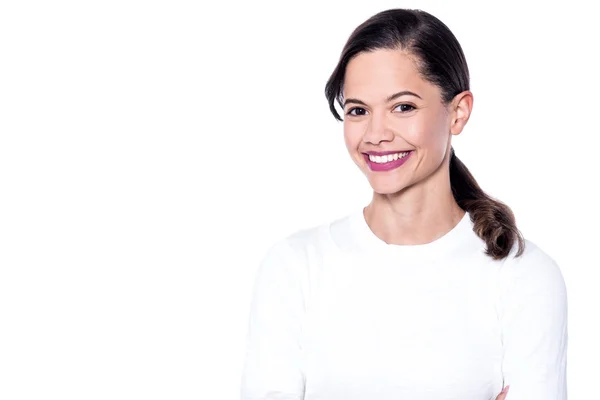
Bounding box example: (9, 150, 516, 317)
(497, 242, 568, 399)
(240, 240, 307, 400)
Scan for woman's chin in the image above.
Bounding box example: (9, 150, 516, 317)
(367, 180, 407, 195)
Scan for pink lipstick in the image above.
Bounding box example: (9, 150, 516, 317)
(363, 150, 413, 172)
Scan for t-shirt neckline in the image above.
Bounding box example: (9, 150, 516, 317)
(347, 207, 474, 263)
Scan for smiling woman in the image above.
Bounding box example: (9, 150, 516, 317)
(240, 8, 567, 400)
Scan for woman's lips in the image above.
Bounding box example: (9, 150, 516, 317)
(363, 150, 413, 172)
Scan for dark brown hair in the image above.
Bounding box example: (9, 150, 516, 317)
(325, 8, 524, 259)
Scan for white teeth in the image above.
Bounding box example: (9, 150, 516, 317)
(368, 151, 410, 164)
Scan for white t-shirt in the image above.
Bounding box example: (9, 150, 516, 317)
(240, 209, 568, 400)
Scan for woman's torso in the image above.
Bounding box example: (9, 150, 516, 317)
(295, 210, 505, 400)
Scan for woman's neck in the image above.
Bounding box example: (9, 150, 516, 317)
(365, 184, 465, 246)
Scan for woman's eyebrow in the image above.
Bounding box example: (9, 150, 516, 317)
(343, 90, 423, 107)
(386, 90, 422, 102)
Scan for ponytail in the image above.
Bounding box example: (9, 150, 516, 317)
(450, 147, 525, 260)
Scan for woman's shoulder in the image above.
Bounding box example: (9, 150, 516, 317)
(265, 211, 354, 261)
(502, 239, 560, 270)
(498, 239, 567, 298)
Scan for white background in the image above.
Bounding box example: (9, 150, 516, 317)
(0, 0, 598, 398)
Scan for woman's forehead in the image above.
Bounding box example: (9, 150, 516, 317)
(343, 50, 436, 101)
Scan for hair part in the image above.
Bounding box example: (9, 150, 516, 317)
(325, 8, 525, 260)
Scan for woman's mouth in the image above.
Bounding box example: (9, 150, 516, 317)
(363, 150, 413, 172)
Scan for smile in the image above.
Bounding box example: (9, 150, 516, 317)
(363, 150, 413, 171)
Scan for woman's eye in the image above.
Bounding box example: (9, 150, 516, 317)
(394, 104, 415, 112)
(346, 107, 367, 116)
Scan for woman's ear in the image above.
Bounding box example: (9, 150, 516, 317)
(450, 90, 474, 136)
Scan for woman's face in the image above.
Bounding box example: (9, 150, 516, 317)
(342, 49, 459, 195)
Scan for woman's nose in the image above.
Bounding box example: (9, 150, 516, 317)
(362, 114, 394, 144)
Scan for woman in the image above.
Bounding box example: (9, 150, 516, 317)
(241, 8, 567, 400)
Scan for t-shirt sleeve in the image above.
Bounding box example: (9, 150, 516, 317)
(240, 239, 307, 400)
(498, 242, 568, 400)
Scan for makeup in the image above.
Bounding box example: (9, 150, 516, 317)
(364, 150, 413, 172)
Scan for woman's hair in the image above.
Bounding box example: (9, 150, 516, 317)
(325, 8, 525, 260)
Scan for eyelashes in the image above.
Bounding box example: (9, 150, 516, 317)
(395, 104, 416, 113)
(345, 103, 416, 116)
(346, 107, 368, 116)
